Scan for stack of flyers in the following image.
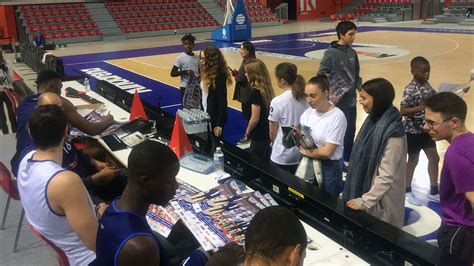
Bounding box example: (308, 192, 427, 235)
(171, 181, 279, 251)
(69, 110, 123, 137)
(146, 180, 201, 237)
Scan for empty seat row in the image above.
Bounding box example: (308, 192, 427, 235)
(107, 3, 201, 12)
(27, 23, 98, 33)
(24, 16, 93, 25)
(30, 30, 102, 39)
(111, 9, 205, 18)
(18, 3, 85, 11)
(116, 16, 212, 26)
(113, 12, 212, 20)
(249, 17, 279, 23)
(21, 9, 89, 17)
(364, 0, 411, 3)
(105, 0, 195, 6)
(355, 5, 377, 10)
(121, 21, 218, 33)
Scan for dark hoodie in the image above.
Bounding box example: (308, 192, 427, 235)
(318, 41, 361, 108)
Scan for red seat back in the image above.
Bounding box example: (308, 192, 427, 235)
(28, 224, 70, 266)
(0, 162, 20, 201)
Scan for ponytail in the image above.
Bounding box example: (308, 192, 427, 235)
(292, 75, 306, 101)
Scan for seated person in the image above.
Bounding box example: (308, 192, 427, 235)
(33, 33, 46, 48)
(17, 105, 98, 265)
(11, 70, 124, 201)
(37, 92, 125, 202)
(95, 140, 180, 266)
(244, 206, 307, 266)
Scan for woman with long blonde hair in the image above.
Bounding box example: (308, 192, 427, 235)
(199, 45, 232, 138)
(244, 59, 275, 160)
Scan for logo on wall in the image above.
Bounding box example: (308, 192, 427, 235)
(236, 14, 245, 25)
(300, 0, 316, 13)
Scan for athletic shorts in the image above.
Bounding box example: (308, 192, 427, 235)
(406, 133, 436, 154)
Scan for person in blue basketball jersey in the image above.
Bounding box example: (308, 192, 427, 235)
(95, 140, 180, 266)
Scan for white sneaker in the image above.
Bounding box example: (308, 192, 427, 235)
(406, 192, 422, 206)
(427, 193, 440, 203)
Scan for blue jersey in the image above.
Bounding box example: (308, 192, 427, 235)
(10, 94, 93, 177)
(95, 199, 170, 266)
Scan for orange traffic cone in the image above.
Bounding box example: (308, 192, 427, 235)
(169, 115, 193, 158)
(129, 90, 148, 121)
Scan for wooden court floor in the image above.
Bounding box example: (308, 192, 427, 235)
(106, 28, 474, 156)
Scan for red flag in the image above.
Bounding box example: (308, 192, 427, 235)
(129, 90, 148, 121)
(169, 115, 193, 158)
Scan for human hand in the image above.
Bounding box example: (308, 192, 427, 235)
(96, 203, 108, 218)
(346, 199, 360, 210)
(214, 126, 223, 137)
(91, 159, 108, 171)
(102, 114, 115, 124)
(92, 167, 119, 183)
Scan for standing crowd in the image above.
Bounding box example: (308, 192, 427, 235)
(2, 19, 472, 266)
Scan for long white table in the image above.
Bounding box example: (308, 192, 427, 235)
(63, 80, 368, 265)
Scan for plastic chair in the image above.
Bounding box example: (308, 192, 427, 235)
(29, 224, 70, 266)
(0, 162, 25, 252)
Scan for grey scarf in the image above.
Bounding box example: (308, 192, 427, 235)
(342, 106, 405, 201)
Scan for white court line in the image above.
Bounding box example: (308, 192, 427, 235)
(104, 60, 242, 112)
(66, 60, 104, 66)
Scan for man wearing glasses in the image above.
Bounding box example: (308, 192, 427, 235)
(423, 92, 473, 264)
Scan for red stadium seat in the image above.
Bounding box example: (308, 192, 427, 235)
(60, 32, 70, 38)
(69, 32, 78, 38)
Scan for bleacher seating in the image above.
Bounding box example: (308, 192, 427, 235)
(105, 0, 220, 34)
(17, 3, 102, 44)
(217, 0, 280, 23)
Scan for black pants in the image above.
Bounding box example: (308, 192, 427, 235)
(438, 223, 474, 265)
(249, 139, 270, 161)
(339, 106, 356, 163)
(0, 91, 17, 134)
(272, 161, 298, 174)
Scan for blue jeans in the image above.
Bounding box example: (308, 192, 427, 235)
(339, 106, 357, 163)
(321, 159, 343, 196)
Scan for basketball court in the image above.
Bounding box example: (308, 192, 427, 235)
(55, 21, 474, 242)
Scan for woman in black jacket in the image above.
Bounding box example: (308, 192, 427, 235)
(199, 45, 232, 138)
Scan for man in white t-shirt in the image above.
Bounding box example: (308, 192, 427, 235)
(170, 34, 200, 101)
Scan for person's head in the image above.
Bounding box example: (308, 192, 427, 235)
(38, 92, 63, 107)
(28, 105, 67, 150)
(410, 56, 430, 84)
(244, 206, 307, 266)
(336, 21, 357, 45)
(206, 243, 245, 266)
(200, 45, 232, 89)
(359, 78, 395, 118)
(127, 140, 180, 206)
(245, 59, 275, 105)
(275, 62, 306, 102)
(36, 70, 62, 95)
(423, 92, 467, 142)
(240, 41, 256, 61)
(181, 33, 196, 53)
(305, 74, 330, 111)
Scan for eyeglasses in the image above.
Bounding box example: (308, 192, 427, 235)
(423, 118, 452, 128)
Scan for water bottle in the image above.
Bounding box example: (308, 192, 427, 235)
(213, 147, 224, 171)
(84, 77, 90, 92)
